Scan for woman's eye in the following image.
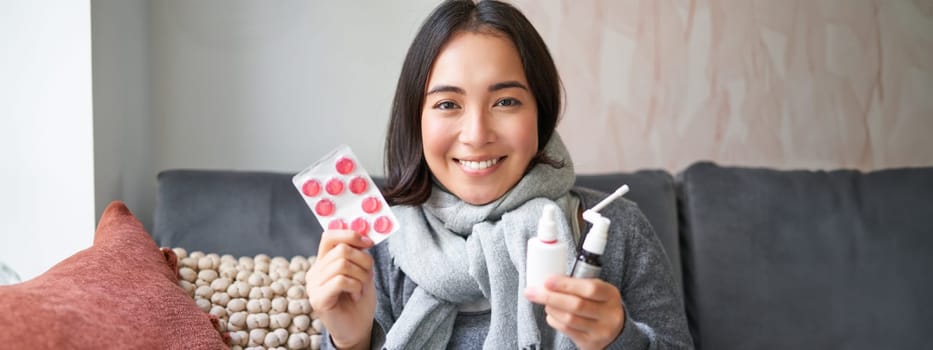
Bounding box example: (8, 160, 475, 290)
(495, 98, 521, 107)
(434, 101, 460, 110)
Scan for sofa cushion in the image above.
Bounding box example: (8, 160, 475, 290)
(0, 201, 227, 349)
(678, 162, 933, 350)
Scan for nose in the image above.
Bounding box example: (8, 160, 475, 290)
(458, 107, 495, 147)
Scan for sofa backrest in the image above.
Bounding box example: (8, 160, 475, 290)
(153, 170, 322, 258)
(574, 171, 683, 298)
(153, 169, 683, 294)
(678, 162, 933, 350)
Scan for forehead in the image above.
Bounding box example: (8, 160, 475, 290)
(426, 31, 527, 88)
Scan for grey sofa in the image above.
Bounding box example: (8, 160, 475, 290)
(152, 162, 933, 349)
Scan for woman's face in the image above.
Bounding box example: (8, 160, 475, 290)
(421, 31, 538, 205)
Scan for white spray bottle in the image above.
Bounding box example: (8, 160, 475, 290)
(571, 185, 630, 279)
(526, 204, 568, 289)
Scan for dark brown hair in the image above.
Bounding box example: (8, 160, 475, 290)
(383, 0, 563, 205)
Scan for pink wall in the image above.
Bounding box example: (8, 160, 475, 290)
(514, 0, 933, 173)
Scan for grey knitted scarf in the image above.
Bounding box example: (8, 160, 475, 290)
(386, 134, 578, 350)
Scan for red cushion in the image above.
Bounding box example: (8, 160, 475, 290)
(0, 201, 228, 349)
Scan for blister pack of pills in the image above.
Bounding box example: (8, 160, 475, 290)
(292, 145, 398, 244)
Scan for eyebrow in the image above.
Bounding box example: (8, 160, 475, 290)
(425, 80, 529, 96)
(488, 80, 529, 92)
(425, 85, 465, 96)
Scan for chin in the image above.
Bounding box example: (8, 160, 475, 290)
(456, 188, 505, 206)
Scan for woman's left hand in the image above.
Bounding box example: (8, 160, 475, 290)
(524, 275, 626, 350)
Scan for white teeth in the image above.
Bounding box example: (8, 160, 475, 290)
(459, 158, 499, 170)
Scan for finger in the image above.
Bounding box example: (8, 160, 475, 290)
(317, 229, 374, 256)
(307, 245, 374, 294)
(307, 271, 366, 312)
(307, 243, 373, 283)
(318, 254, 372, 289)
(315, 243, 374, 274)
(552, 307, 627, 350)
(545, 313, 591, 339)
(544, 305, 600, 331)
(311, 275, 365, 310)
(529, 287, 601, 320)
(544, 275, 614, 302)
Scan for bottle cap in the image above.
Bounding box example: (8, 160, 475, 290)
(537, 205, 558, 243)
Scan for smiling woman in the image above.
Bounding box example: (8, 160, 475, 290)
(304, 1, 693, 349)
(420, 31, 540, 205)
(381, 0, 563, 207)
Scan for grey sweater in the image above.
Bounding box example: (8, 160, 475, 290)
(324, 187, 694, 349)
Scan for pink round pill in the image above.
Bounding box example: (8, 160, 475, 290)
(336, 157, 355, 175)
(315, 199, 335, 217)
(326, 178, 344, 196)
(328, 219, 347, 230)
(351, 217, 369, 236)
(362, 196, 381, 214)
(374, 216, 393, 234)
(349, 176, 368, 194)
(301, 179, 321, 197)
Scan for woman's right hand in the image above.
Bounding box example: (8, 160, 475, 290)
(306, 229, 376, 349)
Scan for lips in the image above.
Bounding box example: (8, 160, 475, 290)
(455, 156, 505, 171)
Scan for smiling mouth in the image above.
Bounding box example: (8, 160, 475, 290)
(455, 156, 505, 171)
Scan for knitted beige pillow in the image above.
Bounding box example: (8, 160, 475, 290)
(172, 248, 323, 350)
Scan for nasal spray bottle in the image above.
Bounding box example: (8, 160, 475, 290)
(571, 185, 630, 279)
(526, 205, 568, 288)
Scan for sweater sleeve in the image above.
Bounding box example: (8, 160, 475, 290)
(601, 200, 694, 349)
(321, 320, 386, 350)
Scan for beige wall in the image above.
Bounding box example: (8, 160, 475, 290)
(89, 1, 931, 230)
(514, 0, 933, 173)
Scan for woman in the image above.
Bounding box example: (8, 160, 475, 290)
(306, 1, 692, 349)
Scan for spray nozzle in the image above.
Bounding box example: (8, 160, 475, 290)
(578, 185, 629, 255)
(582, 185, 629, 224)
